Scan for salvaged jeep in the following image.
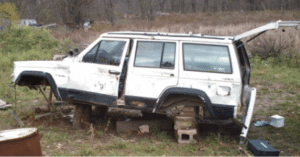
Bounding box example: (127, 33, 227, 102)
(11, 20, 299, 143)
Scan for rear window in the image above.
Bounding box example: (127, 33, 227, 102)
(183, 44, 232, 73)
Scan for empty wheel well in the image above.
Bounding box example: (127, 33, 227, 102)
(15, 71, 62, 100)
(159, 94, 205, 109)
(17, 75, 49, 86)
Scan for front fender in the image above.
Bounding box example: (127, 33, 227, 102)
(15, 71, 62, 100)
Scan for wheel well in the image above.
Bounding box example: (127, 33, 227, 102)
(17, 75, 49, 87)
(15, 71, 62, 100)
(159, 94, 205, 109)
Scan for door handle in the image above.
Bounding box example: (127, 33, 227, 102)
(162, 73, 174, 77)
(109, 70, 121, 75)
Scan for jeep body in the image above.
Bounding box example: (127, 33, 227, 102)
(12, 21, 299, 142)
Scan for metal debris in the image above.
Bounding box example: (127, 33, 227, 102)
(0, 99, 12, 110)
(253, 120, 271, 127)
(11, 111, 24, 127)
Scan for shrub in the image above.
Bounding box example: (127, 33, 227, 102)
(0, 25, 59, 54)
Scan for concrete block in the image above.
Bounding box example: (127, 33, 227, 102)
(116, 119, 173, 132)
(139, 125, 149, 133)
(177, 129, 197, 144)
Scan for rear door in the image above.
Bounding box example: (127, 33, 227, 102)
(125, 39, 179, 108)
(67, 38, 130, 105)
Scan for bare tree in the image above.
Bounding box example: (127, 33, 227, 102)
(191, 0, 196, 13)
(159, 0, 166, 12)
(59, 0, 91, 28)
(170, 0, 175, 12)
(103, 0, 114, 26)
(179, 0, 185, 13)
(126, 0, 131, 15)
(138, 0, 146, 19)
(147, 0, 154, 20)
(203, 0, 209, 12)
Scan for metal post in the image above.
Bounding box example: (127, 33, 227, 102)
(48, 88, 53, 111)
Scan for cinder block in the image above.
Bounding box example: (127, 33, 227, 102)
(175, 121, 193, 127)
(174, 116, 197, 130)
(177, 129, 197, 144)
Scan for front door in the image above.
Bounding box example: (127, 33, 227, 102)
(67, 38, 130, 106)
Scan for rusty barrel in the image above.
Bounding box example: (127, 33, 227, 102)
(0, 128, 42, 156)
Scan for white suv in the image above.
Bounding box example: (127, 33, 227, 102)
(12, 20, 299, 143)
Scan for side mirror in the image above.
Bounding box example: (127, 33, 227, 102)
(68, 48, 79, 56)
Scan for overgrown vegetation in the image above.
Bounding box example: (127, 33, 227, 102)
(0, 2, 19, 22)
(0, 25, 73, 103)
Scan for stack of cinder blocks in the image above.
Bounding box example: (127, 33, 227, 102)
(174, 107, 198, 144)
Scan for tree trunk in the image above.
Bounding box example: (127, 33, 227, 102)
(179, 0, 185, 13)
(148, 0, 153, 21)
(138, 0, 146, 19)
(104, 0, 114, 26)
(203, 0, 209, 12)
(170, 0, 175, 12)
(191, 0, 196, 13)
(126, 0, 130, 15)
(159, 0, 166, 12)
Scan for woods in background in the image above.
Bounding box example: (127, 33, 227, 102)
(1, 0, 299, 27)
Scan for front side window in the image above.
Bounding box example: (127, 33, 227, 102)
(82, 44, 99, 63)
(95, 40, 126, 66)
(183, 44, 232, 73)
(134, 41, 176, 69)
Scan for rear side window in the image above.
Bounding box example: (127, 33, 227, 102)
(134, 41, 176, 69)
(183, 44, 232, 73)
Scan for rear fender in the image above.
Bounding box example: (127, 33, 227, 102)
(155, 87, 218, 119)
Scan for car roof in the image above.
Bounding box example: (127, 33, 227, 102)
(100, 31, 234, 44)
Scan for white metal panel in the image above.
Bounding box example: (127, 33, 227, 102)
(240, 88, 257, 143)
(67, 38, 130, 97)
(178, 42, 242, 106)
(234, 20, 300, 41)
(125, 39, 179, 99)
(13, 61, 71, 89)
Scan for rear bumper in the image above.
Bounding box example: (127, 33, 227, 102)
(240, 87, 257, 144)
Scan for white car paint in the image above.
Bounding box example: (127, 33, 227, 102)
(125, 39, 179, 99)
(67, 38, 130, 97)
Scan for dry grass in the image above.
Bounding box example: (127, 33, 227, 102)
(49, 11, 300, 58)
